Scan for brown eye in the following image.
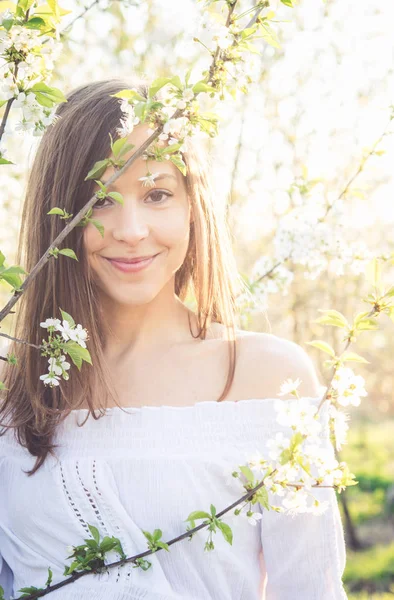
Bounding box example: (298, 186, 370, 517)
(146, 191, 172, 204)
(93, 196, 112, 209)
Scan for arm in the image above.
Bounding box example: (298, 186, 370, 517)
(260, 434, 347, 599)
(0, 551, 13, 599)
(255, 337, 348, 598)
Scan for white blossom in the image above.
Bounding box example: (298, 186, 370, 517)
(56, 319, 75, 341)
(331, 366, 367, 407)
(48, 355, 71, 377)
(242, 510, 263, 526)
(70, 324, 88, 349)
(40, 318, 61, 330)
(138, 172, 160, 188)
(39, 372, 61, 387)
(328, 404, 350, 450)
(266, 432, 291, 461)
(274, 397, 322, 438)
(278, 377, 302, 397)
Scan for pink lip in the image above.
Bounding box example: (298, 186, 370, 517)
(104, 254, 158, 273)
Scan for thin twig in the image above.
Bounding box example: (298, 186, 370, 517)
(0, 331, 42, 349)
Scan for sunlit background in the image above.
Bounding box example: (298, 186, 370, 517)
(1, 0, 394, 596)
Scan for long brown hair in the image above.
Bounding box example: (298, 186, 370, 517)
(0, 78, 245, 474)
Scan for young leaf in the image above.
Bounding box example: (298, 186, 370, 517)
(24, 16, 46, 28)
(110, 89, 145, 103)
(59, 248, 78, 261)
(341, 351, 370, 364)
(216, 521, 233, 545)
(111, 136, 134, 159)
(107, 191, 124, 205)
(45, 567, 53, 587)
(184, 510, 211, 522)
(148, 77, 172, 98)
(365, 258, 382, 288)
(88, 524, 100, 544)
(47, 207, 65, 216)
(306, 340, 336, 357)
(59, 308, 76, 328)
(314, 309, 349, 329)
(90, 219, 105, 238)
(84, 159, 110, 181)
(192, 81, 213, 94)
(170, 154, 187, 176)
(239, 465, 254, 483)
(63, 341, 92, 370)
(30, 82, 67, 107)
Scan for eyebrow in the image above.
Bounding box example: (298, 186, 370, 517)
(109, 173, 178, 190)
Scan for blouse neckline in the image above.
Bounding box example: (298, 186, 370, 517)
(69, 393, 326, 415)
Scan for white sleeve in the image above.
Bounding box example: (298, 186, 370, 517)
(260, 438, 348, 599)
(0, 551, 13, 599)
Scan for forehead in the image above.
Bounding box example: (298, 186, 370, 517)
(102, 123, 183, 187)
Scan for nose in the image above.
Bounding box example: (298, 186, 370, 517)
(112, 199, 150, 244)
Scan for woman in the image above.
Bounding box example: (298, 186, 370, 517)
(0, 79, 347, 599)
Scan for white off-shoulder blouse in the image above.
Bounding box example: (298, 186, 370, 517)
(0, 397, 348, 600)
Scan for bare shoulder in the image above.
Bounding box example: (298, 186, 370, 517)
(233, 330, 324, 401)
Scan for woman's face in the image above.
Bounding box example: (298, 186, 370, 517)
(83, 124, 192, 308)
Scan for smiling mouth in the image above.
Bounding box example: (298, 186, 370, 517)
(103, 253, 159, 273)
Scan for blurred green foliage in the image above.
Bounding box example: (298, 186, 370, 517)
(339, 420, 394, 596)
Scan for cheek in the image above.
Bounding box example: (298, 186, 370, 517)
(163, 205, 191, 247)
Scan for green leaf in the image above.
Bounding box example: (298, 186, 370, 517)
(170, 75, 183, 90)
(148, 77, 172, 98)
(239, 465, 254, 483)
(90, 219, 105, 238)
(256, 485, 270, 510)
(0, 157, 14, 165)
(341, 351, 370, 364)
(0, 251, 4, 268)
(185, 510, 211, 522)
(217, 521, 233, 545)
(352, 312, 379, 331)
(192, 81, 213, 94)
(169, 154, 187, 176)
(88, 524, 100, 544)
(111, 136, 134, 159)
(258, 22, 281, 48)
(63, 341, 92, 370)
(365, 258, 382, 288)
(46, 0, 60, 18)
(210, 504, 216, 517)
(1, 265, 26, 275)
(156, 541, 170, 552)
(306, 340, 336, 357)
(59, 308, 75, 328)
(30, 82, 67, 107)
(59, 248, 78, 261)
(153, 529, 163, 541)
(289, 431, 304, 451)
(100, 536, 118, 553)
(94, 179, 107, 193)
(281, 0, 293, 5)
(46, 567, 53, 587)
(24, 16, 46, 28)
(84, 159, 110, 181)
(0, 270, 23, 289)
(314, 309, 349, 329)
(110, 89, 145, 103)
(47, 207, 65, 216)
(107, 191, 124, 205)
